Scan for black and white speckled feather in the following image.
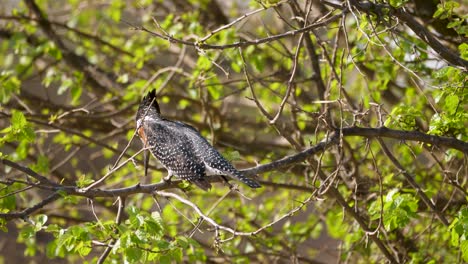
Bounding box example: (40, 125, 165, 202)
(136, 90, 261, 190)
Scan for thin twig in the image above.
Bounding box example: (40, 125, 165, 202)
(270, 32, 304, 124)
(199, 0, 291, 43)
(1, 159, 58, 186)
(80, 147, 149, 192)
(97, 196, 125, 264)
(155, 190, 318, 241)
(135, 12, 344, 50)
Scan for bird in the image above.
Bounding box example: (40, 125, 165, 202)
(135, 90, 261, 191)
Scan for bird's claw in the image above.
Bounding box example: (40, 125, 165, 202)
(163, 174, 173, 183)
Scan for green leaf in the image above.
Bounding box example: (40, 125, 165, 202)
(175, 236, 189, 249)
(16, 141, 30, 160)
(0, 72, 21, 104)
(45, 42, 62, 60)
(385, 104, 423, 130)
(20, 226, 35, 239)
(108, 0, 124, 22)
(206, 76, 223, 100)
(433, 8, 444, 19)
(77, 241, 92, 256)
(58, 77, 73, 95)
(460, 43, 468, 60)
(76, 174, 95, 188)
(159, 254, 172, 264)
(127, 79, 147, 92)
(171, 248, 183, 262)
(231, 60, 242, 73)
(196, 55, 212, 71)
(326, 210, 347, 238)
(70, 85, 82, 104)
(32, 155, 49, 174)
(46, 239, 60, 258)
(145, 213, 164, 235)
(445, 94, 459, 115)
(389, 0, 409, 8)
(0, 186, 16, 211)
(462, 240, 468, 262)
(450, 220, 460, 246)
(36, 214, 48, 226)
(125, 247, 142, 262)
(383, 191, 418, 231)
(11, 110, 27, 130)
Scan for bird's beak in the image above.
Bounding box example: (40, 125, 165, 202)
(143, 147, 149, 177)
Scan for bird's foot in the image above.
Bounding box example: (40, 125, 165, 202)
(163, 174, 173, 183)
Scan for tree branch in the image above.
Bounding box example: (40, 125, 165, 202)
(1, 159, 58, 186)
(1, 126, 465, 220)
(0, 192, 60, 221)
(341, 127, 468, 153)
(137, 12, 344, 50)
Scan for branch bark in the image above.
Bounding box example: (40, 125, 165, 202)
(0, 192, 60, 221)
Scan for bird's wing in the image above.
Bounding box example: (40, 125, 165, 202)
(181, 124, 262, 189)
(143, 120, 208, 183)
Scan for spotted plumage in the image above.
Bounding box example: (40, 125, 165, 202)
(136, 90, 261, 190)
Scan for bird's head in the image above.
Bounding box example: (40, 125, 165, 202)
(136, 90, 160, 177)
(136, 89, 161, 124)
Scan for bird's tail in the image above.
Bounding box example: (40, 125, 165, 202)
(232, 171, 262, 188)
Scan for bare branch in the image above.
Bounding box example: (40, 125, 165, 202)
(1, 159, 58, 186)
(0, 192, 60, 221)
(155, 190, 318, 241)
(97, 196, 125, 264)
(199, 0, 292, 43)
(341, 127, 468, 154)
(135, 12, 344, 50)
(270, 31, 304, 124)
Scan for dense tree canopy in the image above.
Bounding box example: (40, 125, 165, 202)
(0, 0, 467, 263)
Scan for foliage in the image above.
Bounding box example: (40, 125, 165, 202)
(0, 0, 467, 263)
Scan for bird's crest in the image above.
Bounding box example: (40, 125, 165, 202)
(136, 89, 160, 121)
